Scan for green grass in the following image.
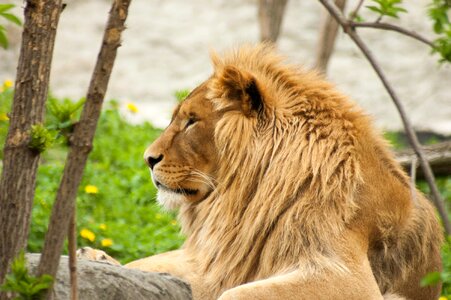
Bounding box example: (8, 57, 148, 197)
(0, 85, 184, 264)
(31, 103, 184, 264)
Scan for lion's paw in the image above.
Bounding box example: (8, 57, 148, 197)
(76, 247, 121, 265)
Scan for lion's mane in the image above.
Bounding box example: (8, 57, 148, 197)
(177, 45, 441, 296)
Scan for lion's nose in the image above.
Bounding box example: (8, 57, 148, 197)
(146, 154, 163, 170)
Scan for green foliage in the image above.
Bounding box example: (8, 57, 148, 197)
(418, 177, 451, 296)
(362, 0, 450, 63)
(421, 237, 451, 296)
(428, 0, 451, 63)
(0, 88, 182, 263)
(351, 14, 365, 22)
(30, 101, 182, 264)
(0, 4, 22, 49)
(441, 237, 451, 296)
(366, 0, 407, 20)
(0, 89, 184, 263)
(0, 80, 13, 159)
(383, 131, 407, 150)
(28, 124, 54, 153)
(0, 251, 53, 300)
(174, 89, 191, 103)
(46, 96, 85, 144)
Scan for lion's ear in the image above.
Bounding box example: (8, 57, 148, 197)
(215, 65, 263, 117)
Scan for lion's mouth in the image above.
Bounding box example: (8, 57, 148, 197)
(156, 181, 198, 195)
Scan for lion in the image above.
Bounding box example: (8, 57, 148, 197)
(79, 44, 443, 299)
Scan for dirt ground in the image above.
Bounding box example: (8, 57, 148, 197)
(1, 0, 450, 133)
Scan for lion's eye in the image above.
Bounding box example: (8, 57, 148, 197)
(185, 117, 197, 128)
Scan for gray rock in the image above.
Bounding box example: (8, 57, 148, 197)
(26, 254, 192, 300)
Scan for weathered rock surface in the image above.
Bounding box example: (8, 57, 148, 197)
(26, 254, 192, 300)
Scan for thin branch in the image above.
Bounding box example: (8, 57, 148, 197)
(315, 0, 347, 72)
(349, 0, 364, 20)
(350, 21, 435, 47)
(318, 0, 451, 235)
(410, 157, 417, 205)
(68, 212, 78, 300)
(315, 0, 346, 74)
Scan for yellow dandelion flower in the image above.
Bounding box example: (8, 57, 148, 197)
(0, 113, 9, 121)
(3, 80, 13, 89)
(80, 228, 95, 242)
(171, 220, 177, 226)
(99, 223, 107, 230)
(439, 297, 448, 300)
(84, 185, 99, 194)
(101, 238, 113, 247)
(126, 103, 138, 113)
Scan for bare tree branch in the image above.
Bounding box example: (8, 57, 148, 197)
(68, 212, 78, 300)
(315, 0, 347, 72)
(318, 0, 451, 235)
(349, 0, 364, 20)
(410, 157, 418, 205)
(350, 21, 435, 48)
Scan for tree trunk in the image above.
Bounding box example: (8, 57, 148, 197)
(258, 0, 288, 43)
(0, 0, 63, 292)
(315, 0, 346, 73)
(37, 1, 132, 298)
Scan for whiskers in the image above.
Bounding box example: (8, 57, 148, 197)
(188, 169, 217, 190)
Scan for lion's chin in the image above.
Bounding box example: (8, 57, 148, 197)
(156, 189, 186, 211)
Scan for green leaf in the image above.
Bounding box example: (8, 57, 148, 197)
(354, 14, 365, 22)
(367, 5, 384, 14)
(420, 271, 442, 287)
(0, 28, 8, 49)
(0, 252, 53, 298)
(433, 22, 443, 34)
(0, 4, 15, 13)
(28, 124, 55, 153)
(0, 12, 22, 26)
(367, 0, 408, 19)
(174, 89, 191, 103)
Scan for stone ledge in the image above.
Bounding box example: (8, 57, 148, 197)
(26, 254, 192, 300)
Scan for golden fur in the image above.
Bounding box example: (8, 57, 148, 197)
(80, 45, 443, 300)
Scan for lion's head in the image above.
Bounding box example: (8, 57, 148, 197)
(144, 45, 360, 219)
(143, 83, 220, 210)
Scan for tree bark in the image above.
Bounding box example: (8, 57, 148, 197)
(315, 0, 346, 73)
(396, 141, 451, 178)
(0, 0, 63, 292)
(258, 0, 288, 43)
(36, 1, 132, 298)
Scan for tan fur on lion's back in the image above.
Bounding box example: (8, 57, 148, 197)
(108, 45, 446, 300)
